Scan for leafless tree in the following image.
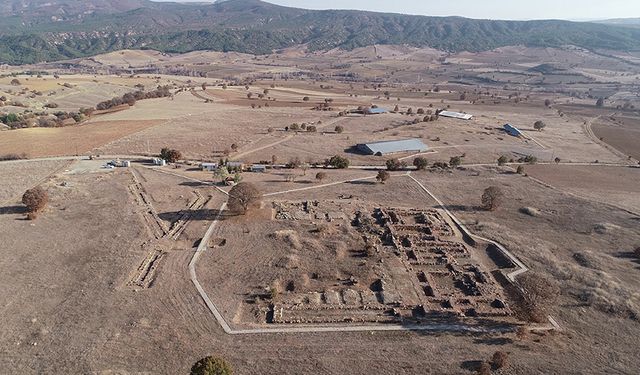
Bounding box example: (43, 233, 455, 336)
(481, 186, 504, 211)
(517, 272, 560, 322)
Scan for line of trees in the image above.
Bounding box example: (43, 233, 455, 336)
(96, 86, 172, 111)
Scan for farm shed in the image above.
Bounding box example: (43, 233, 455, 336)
(251, 164, 267, 173)
(357, 139, 428, 156)
(200, 162, 219, 172)
(366, 107, 388, 115)
(503, 124, 523, 137)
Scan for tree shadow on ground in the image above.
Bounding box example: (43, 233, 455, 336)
(460, 360, 484, 372)
(439, 204, 483, 212)
(0, 205, 27, 215)
(343, 145, 370, 155)
(347, 180, 376, 185)
(473, 337, 513, 345)
(158, 209, 226, 222)
(179, 181, 209, 187)
(613, 251, 640, 265)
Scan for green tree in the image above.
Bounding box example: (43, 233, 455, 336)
(214, 166, 229, 182)
(190, 356, 233, 375)
(449, 156, 462, 168)
(413, 157, 428, 170)
(386, 158, 407, 171)
(533, 121, 546, 131)
(315, 171, 327, 182)
(160, 148, 181, 163)
(334, 125, 344, 134)
(327, 155, 349, 169)
(497, 155, 509, 166)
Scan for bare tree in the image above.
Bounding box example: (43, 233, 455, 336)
(286, 157, 302, 169)
(517, 272, 560, 322)
(227, 182, 262, 215)
(481, 186, 504, 211)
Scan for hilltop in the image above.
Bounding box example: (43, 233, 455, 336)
(1, 0, 640, 64)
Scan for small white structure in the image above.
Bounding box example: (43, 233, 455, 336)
(251, 164, 267, 173)
(153, 158, 166, 166)
(439, 111, 473, 120)
(120, 160, 131, 168)
(200, 162, 219, 172)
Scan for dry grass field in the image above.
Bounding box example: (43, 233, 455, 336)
(0, 159, 72, 203)
(592, 115, 640, 160)
(1, 44, 640, 374)
(0, 119, 162, 158)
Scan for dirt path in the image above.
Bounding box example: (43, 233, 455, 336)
(232, 117, 346, 160)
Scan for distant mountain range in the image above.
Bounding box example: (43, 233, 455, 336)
(1, 0, 640, 65)
(595, 18, 640, 28)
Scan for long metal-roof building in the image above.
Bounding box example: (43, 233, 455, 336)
(439, 111, 473, 120)
(357, 139, 428, 155)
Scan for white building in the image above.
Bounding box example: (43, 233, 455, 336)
(153, 158, 166, 166)
(439, 111, 473, 120)
(251, 164, 267, 173)
(200, 162, 219, 172)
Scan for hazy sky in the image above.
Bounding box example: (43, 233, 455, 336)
(157, 0, 640, 21)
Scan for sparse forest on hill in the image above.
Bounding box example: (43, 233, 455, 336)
(1, 0, 640, 64)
